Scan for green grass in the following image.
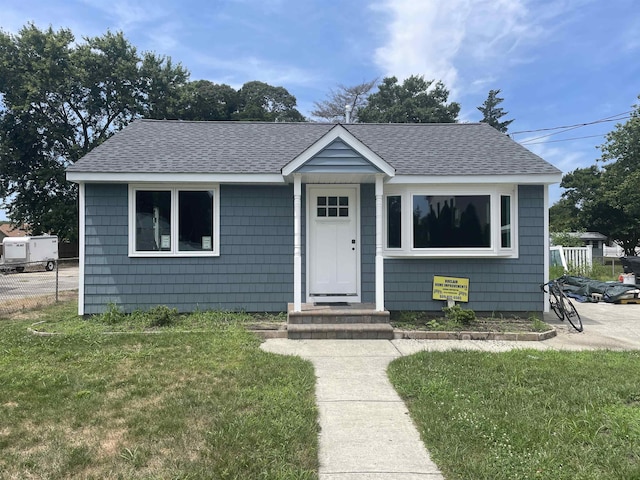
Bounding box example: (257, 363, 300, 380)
(27, 301, 287, 335)
(0, 301, 318, 479)
(550, 262, 620, 282)
(389, 350, 640, 480)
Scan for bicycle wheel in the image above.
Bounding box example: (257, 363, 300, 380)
(548, 287, 564, 321)
(561, 295, 583, 332)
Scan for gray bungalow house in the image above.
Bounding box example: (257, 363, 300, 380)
(67, 120, 561, 317)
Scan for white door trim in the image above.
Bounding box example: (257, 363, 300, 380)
(306, 184, 361, 303)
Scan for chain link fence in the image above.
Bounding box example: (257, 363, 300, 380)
(0, 258, 79, 316)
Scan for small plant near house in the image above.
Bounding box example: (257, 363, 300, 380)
(101, 302, 126, 325)
(442, 305, 476, 326)
(146, 305, 181, 327)
(529, 314, 549, 332)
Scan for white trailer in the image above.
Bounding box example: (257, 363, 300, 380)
(1, 236, 58, 272)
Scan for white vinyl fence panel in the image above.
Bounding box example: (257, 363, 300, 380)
(562, 246, 592, 269)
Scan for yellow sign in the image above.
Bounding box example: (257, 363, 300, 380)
(432, 276, 469, 302)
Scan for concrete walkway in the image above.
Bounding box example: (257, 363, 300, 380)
(261, 302, 640, 479)
(261, 339, 445, 479)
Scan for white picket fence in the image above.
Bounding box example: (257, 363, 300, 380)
(551, 245, 592, 270)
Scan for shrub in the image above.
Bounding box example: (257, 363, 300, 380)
(146, 305, 180, 327)
(100, 303, 125, 325)
(442, 305, 476, 326)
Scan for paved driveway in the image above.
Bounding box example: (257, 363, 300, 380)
(542, 301, 640, 350)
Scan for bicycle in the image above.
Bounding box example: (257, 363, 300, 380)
(540, 279, 583, 332)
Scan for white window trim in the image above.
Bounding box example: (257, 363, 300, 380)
(383, 184, 519, 258)
(128, 184, 220, 257)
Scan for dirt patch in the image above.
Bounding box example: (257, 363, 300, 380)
(391, 314, 550, 333)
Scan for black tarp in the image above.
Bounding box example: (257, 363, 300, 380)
(557, 275, 640, 303)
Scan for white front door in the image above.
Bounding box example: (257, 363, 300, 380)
(308, 186, 359, 300)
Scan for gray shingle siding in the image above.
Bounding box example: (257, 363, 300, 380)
(83, 183, 546, 315)
(84, 183, 295, 314)
(298, 140, 381, 173)
(383, 185, 545, 314)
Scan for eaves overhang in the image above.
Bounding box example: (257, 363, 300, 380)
(66, 172, 286, 184)
(386, 173, 563, 185)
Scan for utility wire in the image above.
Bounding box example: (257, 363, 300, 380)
(520, 133, 608, 145)
(519, 116, 629, 144)
(510, 111, 632, 136)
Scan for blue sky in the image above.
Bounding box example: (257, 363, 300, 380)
(1, 0, 639, 221)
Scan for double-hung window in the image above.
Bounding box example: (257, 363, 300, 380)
(129, 185, 220, 256)
(383, 185, 517, 257)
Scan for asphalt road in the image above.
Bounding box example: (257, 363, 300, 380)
(0, 264, 79, 303)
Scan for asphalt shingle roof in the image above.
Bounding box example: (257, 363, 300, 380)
(67, 119, 561, 176)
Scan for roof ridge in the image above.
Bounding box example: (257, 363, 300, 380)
(137, 119, 334, 126)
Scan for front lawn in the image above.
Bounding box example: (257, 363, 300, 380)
(389, 350, 640, 479)
(0, 301, 318, 479)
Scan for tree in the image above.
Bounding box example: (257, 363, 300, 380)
(477, 89, 513, 133)
(549, 197, 582, 232)
(358, 75, 460, 123)
(550, 231, 585, 247)
(596, 97, 640, 254)
(0, 24, 188, 240)
(235, 81, 304, 122)
(311, 79, 377, 123)
(555, 97, 640, 255)
(140, 55, 190, 120)
(176, 80, 238, 121)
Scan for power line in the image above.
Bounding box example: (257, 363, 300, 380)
(520, 133, 608, 146)
(509, 111, 632, 139)
(518, 115, 630, 143)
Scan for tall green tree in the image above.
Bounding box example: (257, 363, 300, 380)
(477, 89, 513, 133)
(311, 79, 377, 123)
(596, 97, 640, 254)
(235, 81, 304, 122)
(549, 197, 582, 233)
(176, 80, 238, 121)
(556, 97, 640, 254)
(0, 24, 188, 239)
(358, 75, 460, 123)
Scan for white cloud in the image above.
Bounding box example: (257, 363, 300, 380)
(79, 0, 169, 29)
(190, 53, 318, 88)
(78, 0, 181, 52)
(372, 0, 554, 96)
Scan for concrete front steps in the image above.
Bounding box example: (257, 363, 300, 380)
(287, 303, 393, 340)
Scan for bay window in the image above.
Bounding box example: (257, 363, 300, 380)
(129, 185, 219, 256)
(384, 186, 517, 257)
